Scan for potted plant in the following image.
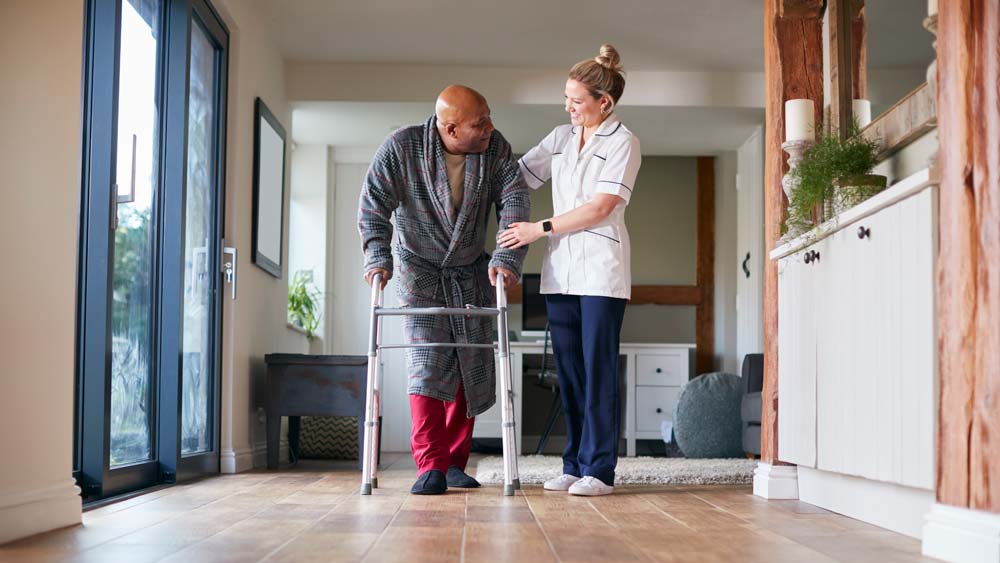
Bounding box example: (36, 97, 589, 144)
(785, 123, 885, 237)
(288, 271, 322, 342)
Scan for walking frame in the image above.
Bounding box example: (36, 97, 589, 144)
(360, 272, 521, 496)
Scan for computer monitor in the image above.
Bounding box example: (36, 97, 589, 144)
(521, 273, 548, 338)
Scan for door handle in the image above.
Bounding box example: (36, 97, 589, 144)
(222, 244, 237, 300)
(742, 252, 751, 278)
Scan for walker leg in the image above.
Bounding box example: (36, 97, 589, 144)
(496, 272, 517, 496)
(361, 275, 383, 495)
(369, 301, 384, 489)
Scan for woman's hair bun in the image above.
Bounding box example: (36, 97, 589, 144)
(595, 44, 623, 73)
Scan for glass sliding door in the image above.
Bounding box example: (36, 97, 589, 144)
(76, 0, 229, 501)
(109, 0, 161, 469)
(178, 3, 228, 474)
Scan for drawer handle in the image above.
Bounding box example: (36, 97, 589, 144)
(656, 408, 663, 413)
(857, 225, 871, 239)
(655, 368, 663, 373)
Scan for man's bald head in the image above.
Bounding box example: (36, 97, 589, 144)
(436, 85, 488, 123)
(435, 85, 494, 154)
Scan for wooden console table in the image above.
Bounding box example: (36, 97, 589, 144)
(264, 354, 375, 469)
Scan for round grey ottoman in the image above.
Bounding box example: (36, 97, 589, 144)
(673, 372, 744, 458)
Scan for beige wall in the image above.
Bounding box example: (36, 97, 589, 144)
(0, 0, 85, 543)
(499, 156, 703, 344)
(0, 0, 309, 544)
(213, 0, 309, 473)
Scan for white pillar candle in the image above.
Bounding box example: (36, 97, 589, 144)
(785, 99, 815, 142)
(929, 0, 937, 16)
(853, 99, 872, 128)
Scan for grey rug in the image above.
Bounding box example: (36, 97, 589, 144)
(474, 455, 757, 486)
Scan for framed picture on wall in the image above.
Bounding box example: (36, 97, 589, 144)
(252, 97, 286, 278)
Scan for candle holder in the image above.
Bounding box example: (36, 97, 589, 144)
(781, 139, 813, 203)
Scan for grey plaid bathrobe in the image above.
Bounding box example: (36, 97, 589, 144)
(358, 116, 529, 417)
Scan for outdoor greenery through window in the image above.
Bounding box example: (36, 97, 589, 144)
(109, 0, 161, 467)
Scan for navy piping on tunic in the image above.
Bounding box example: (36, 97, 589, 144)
(518, 159, 544, 183)
(594, 122, 623, 137)
(598, 180, 632, 192)
(584, 229, 620, 244)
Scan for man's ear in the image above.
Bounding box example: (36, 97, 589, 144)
(445, 122, 458, 138)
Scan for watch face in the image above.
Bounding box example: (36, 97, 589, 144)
(543, 221, 552, 232)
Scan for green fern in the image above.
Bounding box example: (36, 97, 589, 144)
(786, 122, 882, 237)
(288, 271, 321, 339)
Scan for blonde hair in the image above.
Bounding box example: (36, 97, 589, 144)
(569, 44, 626, 112)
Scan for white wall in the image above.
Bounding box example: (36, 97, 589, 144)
(0, 0, 85, 543)
(872, 129, 938, 187)
(289, 144, 329, 338)
(737, 127, 765, 365)
(212, 0, 309, 473)
(328, 152, 411, 452)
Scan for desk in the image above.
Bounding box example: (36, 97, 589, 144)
(474, 342, 696, 457)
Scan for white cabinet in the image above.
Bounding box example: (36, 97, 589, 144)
(635, 386, 682, 433)
(777, 241, 822, 468)
(635, 352, 688, 386)
(475, 342, 695, 457)
(774, 179, 936, 491)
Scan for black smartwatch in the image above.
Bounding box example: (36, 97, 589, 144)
(542, 220, 553, 234)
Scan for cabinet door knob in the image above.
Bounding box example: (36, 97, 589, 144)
(804, 252, 812, 264)
(857, 225, 871, 239)
(656, 408, 663, 413)
(655, 368, 663, 373)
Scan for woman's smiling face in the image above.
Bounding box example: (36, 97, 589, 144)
(565, 78, 608, 128)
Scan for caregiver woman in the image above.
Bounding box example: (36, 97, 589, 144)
(499, 44, 641, 497)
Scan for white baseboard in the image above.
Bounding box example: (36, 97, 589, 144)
(220, 446, 255, 474)
(798, 466, 933, 539)
(0, 479, 81, 545)
(923, 503, 1000, 562)
(753, 462, 799, 499)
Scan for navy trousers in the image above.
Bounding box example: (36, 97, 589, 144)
(545, 294, 627, 486)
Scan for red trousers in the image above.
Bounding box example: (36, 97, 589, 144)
(409, 383, 475, 475)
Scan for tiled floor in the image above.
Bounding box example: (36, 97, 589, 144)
(0, 454, 933, 562)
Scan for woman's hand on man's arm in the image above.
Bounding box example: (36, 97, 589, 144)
(498, 194, 622, 249)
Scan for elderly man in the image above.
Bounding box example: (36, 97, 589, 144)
(358, 85, 529, 494)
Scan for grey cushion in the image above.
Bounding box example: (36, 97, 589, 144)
(673, 372, 745, 459)
(741, 391, 762, 423)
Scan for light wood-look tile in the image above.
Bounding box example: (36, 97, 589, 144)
(0, 455, 932, 562)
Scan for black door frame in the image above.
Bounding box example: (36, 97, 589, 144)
(75, 0, 229, 502)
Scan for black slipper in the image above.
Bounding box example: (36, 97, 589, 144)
(411, 470, 448, 495)
(446, 466, 481, 488)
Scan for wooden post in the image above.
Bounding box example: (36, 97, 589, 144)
(762, 0, 824, 465)
(828, 0, 855, 136)
(851, 0, 867, 100)
(696, 157, 715, 376)
(937, 0, 1000, 512)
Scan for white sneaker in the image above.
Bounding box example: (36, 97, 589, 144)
(543, 474, 581, 491)
(568, 476, 614, 496)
